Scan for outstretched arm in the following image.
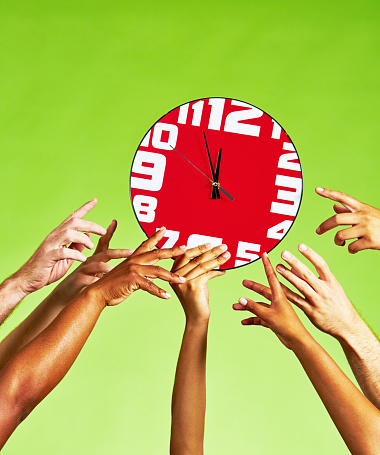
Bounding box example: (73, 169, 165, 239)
(264, 244, 380, 410)
(0, 220, 133, 372)
(233, 253, 380, 455)
(315, 187, 380, 253)
(170, 244, 229, 455)
(0, 199, 106, 325)
(0, 229, 186, 450)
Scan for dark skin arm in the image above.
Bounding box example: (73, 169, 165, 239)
(0, 229, 186, 450)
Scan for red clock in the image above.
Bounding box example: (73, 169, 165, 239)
(130, 98, 303, 270)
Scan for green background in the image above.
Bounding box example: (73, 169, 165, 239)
(0, 1, 379, 453)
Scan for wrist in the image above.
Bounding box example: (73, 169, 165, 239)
(185, 316, 210, 330)
(81, 286, 107, 311)
(287, 330, 316, 353)
(0, 275, 29, 303)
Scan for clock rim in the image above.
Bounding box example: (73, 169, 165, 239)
(129, 96, 303, 271)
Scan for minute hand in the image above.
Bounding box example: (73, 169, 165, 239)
(169, 145, 234, 201)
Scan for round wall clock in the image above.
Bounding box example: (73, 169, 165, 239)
(130, 97, 303, 270)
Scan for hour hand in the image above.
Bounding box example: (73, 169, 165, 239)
(202, 130, 220, 199)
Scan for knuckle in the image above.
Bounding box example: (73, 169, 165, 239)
(336, 230, 345, 241)
(191, 256, 202, 266)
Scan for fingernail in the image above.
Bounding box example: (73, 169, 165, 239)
(89, 242, 94, 249)
(178, 276, 186, 282)
(179, 245, 186, 249)
(277, 264, 286, 272)
(282, 250, 291, 260)
(205, 243, 213, 248)
(239, 297, 248, 306)
(159, 226, 166, 231)
(222, 251, 230, 258)
(220, 244, 227, 252)
(299, 243, 307, 251)
(316, 187, 324, 192)
(164, 292, 171, 298)
(316, 227, 321, 234)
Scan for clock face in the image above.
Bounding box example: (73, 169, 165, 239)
(130, 98, 303, 270)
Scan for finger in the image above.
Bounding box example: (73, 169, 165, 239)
(348, 238, 370, 254)
(138, 276, 172, 299)
(333, 204, 352, 214)
(280, 250, 320, 288)
(242, 280, 272, 301)
(49, 248, 87, 263)
(205, 270, 226, 280)
(94, 220, 117, 254)
(185, 251, 230, 280)
(132, 245, 187, 265)
(334, 226, 363, 246)
(63, 198, 98, 223)
(175, 244, 228, 275)
(315, 188, 363, 212)
(59, 229, 95, 250)
(68, 242, 87, 253)
(133, 227, 167, 255)
(99, 248, 135, 262)
(136, 265, 186, 284)
(81, 262, 114, 275)
(241, 317, 270, 327)
(172, 243, 214, 271)
(262, 253, 284, 299)
(234, 296, 270, 319)
(65, 218, 107, 236)
(276, 263, 317, 300)
(296, 244, 331, 280)
(316, 212, 361, 235)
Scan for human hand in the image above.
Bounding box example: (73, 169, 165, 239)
(54, 220, 134, 303)
(268, 244, 362, 341)
(233, 253, 310, 349)
(170, 243, 230, 324)
(315, 187, 380, 253)
(86, 227, 187, 306)
(9, 199, 107, 298)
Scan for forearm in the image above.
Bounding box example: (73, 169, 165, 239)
(338, 320, 380, 410)
(0, 276, 29, 325)
(292, 334, 380, 455)
(0, 288, 105, 448)
(0, 285, 70, 372)
(171, 320, 209, 455)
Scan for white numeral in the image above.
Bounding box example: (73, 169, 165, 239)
(131, 150, 166, 191)
(270, 175, 302, 216)
(224, 100, 263, 136)
(159, 229, 180, 248)
(140, 130, 151, 147)
(191, 101, 204, 126)
(178, 103, 189, 124)
(208, 98, 225, 130)
(271, 119, 282, 139)
(133, 195, 157, 223)
(235, 241, 261, 267)
(152, 123, 178, 150)
(187, 234, 223, 249)
(267, 220, 292, 240)
(278, 153, 301, 172)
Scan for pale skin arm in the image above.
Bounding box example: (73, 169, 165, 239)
(0, 228, 187, 450)
(170, 244, 230, 455)
(0, 220, 134, 372)
(233, 253, 380, 455)
(0, 199, 107, 325)
(315, 187, 380, 253)
(259, 243, 380, 410)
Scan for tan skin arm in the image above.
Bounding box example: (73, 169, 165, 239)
(170, 244, 230, 455)
(233, 253, 380, 455)
(0, 220, 133, 372)
(0, 229, 186, 450)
